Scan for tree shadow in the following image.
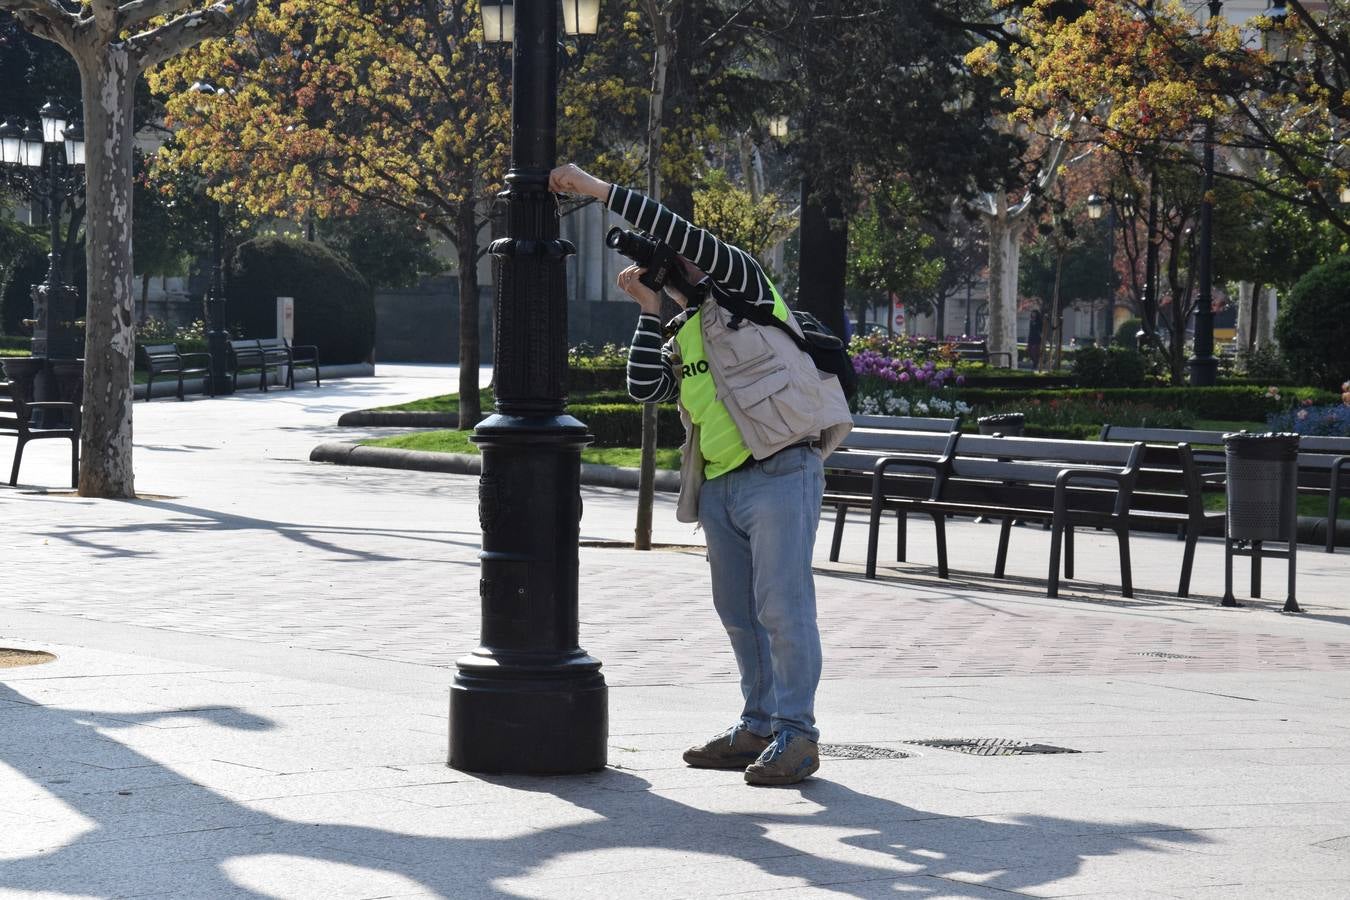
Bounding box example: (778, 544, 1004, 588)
(22, 497, 481, 563)
(0, 680, 1211, 898)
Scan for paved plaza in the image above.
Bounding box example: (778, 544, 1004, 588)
(3, 364, 1350, 898)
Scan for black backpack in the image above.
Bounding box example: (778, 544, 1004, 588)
(714, 295, 857, 401)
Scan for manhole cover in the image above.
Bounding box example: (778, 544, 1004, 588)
(0, 648, 56, 669)
(819, 743, 911, 760)
(1133, 651, 1199, 659)
(908, 738, 1078, 756)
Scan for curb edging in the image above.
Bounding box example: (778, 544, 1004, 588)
(310, 441, 682, 493)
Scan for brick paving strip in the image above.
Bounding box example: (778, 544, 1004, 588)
(3, 364, 1350, 897)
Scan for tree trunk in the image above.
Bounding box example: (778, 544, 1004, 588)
(456, 200, 481, 430)
(1255, 286, 1277, 348)
(796, 178, 848, 338)
(984, 204, 1023, 369)
(633, 1, 673, 553)
(1235, 280, 1254, 357)
(75, 46, 137, 498)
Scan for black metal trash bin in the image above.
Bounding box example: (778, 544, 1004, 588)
(978, 413, 1025, 437)
(1222, 431, 1301, 612)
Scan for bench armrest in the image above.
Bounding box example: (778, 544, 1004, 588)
(178, 351, 212, 365)
(871, 454, 948, 504)
(1053, 466, 1135, 517)
(25, 401, 78, 410)
(987, 351, 1014, 368)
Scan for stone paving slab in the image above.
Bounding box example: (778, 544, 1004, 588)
(3, 364, 1350, 897)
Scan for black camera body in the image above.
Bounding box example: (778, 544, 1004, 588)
(606, 227, 689, 295)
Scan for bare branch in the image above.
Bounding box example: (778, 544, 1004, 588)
(119, 0, 196, 30)
(127, 0, 257, 73)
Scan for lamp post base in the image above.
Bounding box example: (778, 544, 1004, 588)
(449, 664, 607, 774)
(1189, 354, 1219, 386)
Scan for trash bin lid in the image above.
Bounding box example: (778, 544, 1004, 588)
(1223, 431, 1300, 461)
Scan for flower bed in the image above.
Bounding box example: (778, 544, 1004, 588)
(1266, 381, 1350, 436)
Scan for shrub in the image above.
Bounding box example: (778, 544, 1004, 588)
(1113, 318, 1141, 350)
(1276, 255, 1350, 388)
(1234, 344, 1289, 382)
(570, 401, 683, 448)
(1070, 345, 1147, 388)
(227, 236, 375, 364)
(1, 228, 48, 337)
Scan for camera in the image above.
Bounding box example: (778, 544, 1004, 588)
(606, 227, 694, 296)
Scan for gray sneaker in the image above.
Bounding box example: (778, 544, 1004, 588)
(744, 731, 820, 786)
(682, 725, 772, 770)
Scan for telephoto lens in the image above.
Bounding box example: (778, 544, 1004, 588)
(605, 227, 676, 292)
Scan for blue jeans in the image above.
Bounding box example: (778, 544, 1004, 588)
(698, 444, 824, 742)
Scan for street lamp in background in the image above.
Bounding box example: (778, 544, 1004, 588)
(0, 101, 86, 420)
(1190, 0, 1225, 386)
(1087, 192, 1117, 344)
(451, 0, 606, 775)
(186, 80, 234, 396)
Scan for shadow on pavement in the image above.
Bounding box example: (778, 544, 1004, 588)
(0, 680, 1210, 898)
(25, 497, 481, 564)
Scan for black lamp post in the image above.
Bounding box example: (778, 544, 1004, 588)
(1087, 192, 1117, 343)
(450, 0, 606, 775)
(0, 102, 85, 362)
(1190, 0, 1224, 386)
(0, 102, 86, 420)
(187, 80, 234, 396)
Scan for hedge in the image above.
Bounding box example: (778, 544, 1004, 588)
(953, 385, 1338, 421)
(567, 366, 626, 393)
(570, 402, 684, 448)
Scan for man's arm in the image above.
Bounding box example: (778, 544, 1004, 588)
(550, 164, 773, 308)
(627, 316, 679, 404)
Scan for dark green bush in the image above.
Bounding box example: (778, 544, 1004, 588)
(567, 366, 626, 393)
(1113, 318, 1141, 350)
(1276, 255, 1350, 388)
(1, 229, 48, 337)
(1070, 345, 1147, 388)
(570, 402, 683, 448)
(1236, 344, 1290, 383)
(227, 236, 375, 364)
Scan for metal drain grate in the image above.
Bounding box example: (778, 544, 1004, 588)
(818, 743, 911, 760)
(908, 738, 1079, 756)
(1133, 651, 1199, 659)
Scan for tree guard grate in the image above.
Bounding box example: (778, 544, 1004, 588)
(818, 743, 912, 760)
(908, 738, 1079, 756)
(1133, 651, 1199, 659)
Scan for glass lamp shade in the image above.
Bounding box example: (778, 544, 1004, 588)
(0, 120, 21, 166)
(768, 115, 789, 138)
(1340, 185, 1350, 205)
(481, 0, 514, 43)
(561, 0, 600, 35)
(63, 121, 86, 167)
(39, 101, 68, 144)
(1086, 193, 1105, 220)
(19, 126, 45, 168)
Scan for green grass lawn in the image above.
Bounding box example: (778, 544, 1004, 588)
(363, 428, 682, 470)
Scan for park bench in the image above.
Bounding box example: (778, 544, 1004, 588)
(824, 415, 961, 563)
(1101, 425, 1350, 553)
(949, 338, 1013, 369)
(228, 338, 320, 391)
(137, 343, 213, 402)
(0, 380, 78, 488)
(824, 424, 960, 571)
(841, 432, 1144, 597)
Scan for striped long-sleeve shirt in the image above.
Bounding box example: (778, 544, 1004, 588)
(610, 184, 777, 404)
